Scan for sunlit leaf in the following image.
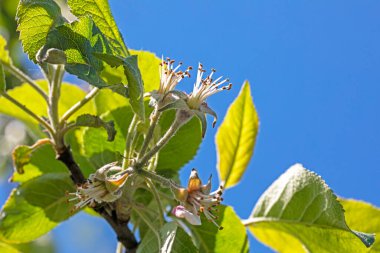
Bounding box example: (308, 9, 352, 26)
(0, 241, 19, 253)
(246, 164, 375, 253)
(16, 0, 65, 62)
(0, 35, 12, 65)
(191, 205, 249, 253)
(340, 199, 380, 252)
(0, 80, 96, 136)
(68, 0, 128, 56)
(0, 173, 76, 243)
(216, 81, 259, 189)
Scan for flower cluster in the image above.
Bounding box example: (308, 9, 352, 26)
(150, 58, 232, 137)
(67, 163, 130, 210)
(171, 169, 224, 229)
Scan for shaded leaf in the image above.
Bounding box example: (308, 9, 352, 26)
(68, 0, 128, 56)
(191, 206, 249, 253)
(16, 0, 65, 62)
(44, 16, 117, 87)
(246, 164, 375, 253)
(340, 199, 380, 252)
(216, 81, 259, 189)
(0, 80, 96, 136)
(0, 64, 5, 93)
(138, 222, 197, 253)
(75, 114, 116, 141)
(0, 173, 76, 243)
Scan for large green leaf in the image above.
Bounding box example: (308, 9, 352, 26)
(16, 0, 65, 62)
(216, 81, 259, 189)
(0, 241, 19, 253)
(0, 35, 11, 64)
(138, 222, 197, 253)
(67, 0, 128, 56)
(44, 16, 120, 87)
(340, 199, 380, 252)
(246, 164, 375, 253)
(190, 206, 249, 253)
(81, 105, 201, 174)
(0, 80, 96, 136)
(10, 144, 67, 183)
(0, 173, 75, 243)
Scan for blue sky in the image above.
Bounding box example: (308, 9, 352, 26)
(1, 0, 380, 252)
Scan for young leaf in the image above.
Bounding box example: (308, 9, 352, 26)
(0, 35, 12, 65)
(93, 53, 145, 119)
(216, 81, 259, 189)
(67, 0, 128, 56)
(340, 199, 380, 252)
(138, 222, 197, 253)
(75, 114, 116, 141)
(190, 206, 249, 253)
(0, 80, 96, 136)
(0, 173, 76, 243)
(16, 0, 65, 62)
(246, 164, 375, 252)
(10, 144, 68, 183)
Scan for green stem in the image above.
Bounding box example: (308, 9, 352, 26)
(60, 87, 99, 123)
(145, 179, 165, 226)
(122, 115, 138, 169)
(132, 205, 162, 249)
(139, 109, 161, 159)
(3, 64, 48, 101)
(136, 118, 183, 169)
(137, 169, 172, 188)
(48, 65, 64, 131)
(0, 92, 54, 135)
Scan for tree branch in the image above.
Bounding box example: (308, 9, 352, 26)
(56, 145, 138, 252)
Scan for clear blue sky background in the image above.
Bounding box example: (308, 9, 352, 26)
(1, 0, 380, 252)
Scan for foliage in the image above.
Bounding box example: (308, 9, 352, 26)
(0, 0, 377, 252)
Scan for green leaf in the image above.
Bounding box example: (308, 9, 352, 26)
(216, 81, 259, 189)
(0, 173, 76, 243)
(340, 199, 380, 252)
(0, 80, 96, 136)
(75, 114, 116, 141)
(246, 164, 375, 253)
(44, 16, 118, 87)
(10, 144, 68, 183)
(138, 222, 197, 253)
(94, 53, 145, 119)
(16, 0, 65, 62)
(191, 206, 249, 253)
(0, 241, 19, 253)
(0, 35, 12, 64)
(67, 0, 128, 56)
(93, 50, 161, 115)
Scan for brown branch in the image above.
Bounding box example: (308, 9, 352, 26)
(56, 145, 138, 252)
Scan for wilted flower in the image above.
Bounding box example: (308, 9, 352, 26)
(160, 63, 231, 137)
(171, 168, 224, 229)
(67, 162, 130, 210)
(148, 57, 191, 107)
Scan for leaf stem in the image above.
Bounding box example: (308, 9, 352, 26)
(0, 92, 54, 135)
(136, 169, 172, 188)
(136, 117, 183, 169)
(122, 115, 138, 169)
(60, 87, 99, 123)
(3, 64, 48, 101)
(145, 179, 165, 225)
(48, 65, 64, 131)
(138, 109, 161, 158)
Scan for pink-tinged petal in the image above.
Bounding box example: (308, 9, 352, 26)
(172, 205, 201, 225)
